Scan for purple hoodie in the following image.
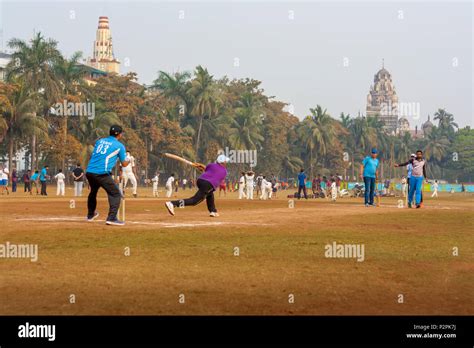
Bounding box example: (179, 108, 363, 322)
(199, 163, 227, 189)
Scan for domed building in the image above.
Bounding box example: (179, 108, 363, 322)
(422, 115, 434, 136)
(366, 61, 399, 133)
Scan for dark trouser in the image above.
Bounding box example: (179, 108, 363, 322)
(40, 180, 47, 195)
(364, 176, 376, 205)
(86, 173, 122, 220)
(297, 185, 308, 199)
(24, 182, 31, 192)
(12, 181, 17, 192)
(171, 178, 216, 213)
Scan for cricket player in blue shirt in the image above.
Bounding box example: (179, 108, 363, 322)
(40, 165, 49, 196)
(360, 148, 380, 207)
(86, 125, 129, 225)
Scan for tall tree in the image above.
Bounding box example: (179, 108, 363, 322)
(187, 66, 222, 161)
(6, 32, 63, 168)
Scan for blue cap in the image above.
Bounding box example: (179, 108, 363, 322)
(371, 148, 378, 154)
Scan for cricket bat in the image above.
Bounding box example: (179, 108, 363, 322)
(163, 153, 204, 169)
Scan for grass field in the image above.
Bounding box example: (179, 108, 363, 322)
(1, 187, 473, 315)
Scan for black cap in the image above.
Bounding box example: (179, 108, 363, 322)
(110, 125, 123, 136)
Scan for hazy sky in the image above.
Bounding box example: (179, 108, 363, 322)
(1, 0, 472, 127)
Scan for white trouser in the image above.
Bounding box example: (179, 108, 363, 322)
(268, 187, 273, 199)
(401, 184, 407, 197)
(153, 184, 159, 197)
(431, 189, 438, 197)
(166, 184, 173, 198)
(57, 181, 65, 196)
(74, 181, 83, 196)
(122, 172, 137, 194)
(238, 184, 246, 199)
(246, 183, 254, 199)
(259, 186, 267, 200)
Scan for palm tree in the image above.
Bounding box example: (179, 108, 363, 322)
(228, 92, 264, 149)
(423, 126, 450, 177)
(0, 81, 47, 171)
(7, 32, 63, 168)
(434, 109, 458, 139)
(339, 112, 352, 128)
(298, 105, 337, 176)
(187, 66, 222, 160)
(54, 51, 88, 171)
(153, 70, 191, 120)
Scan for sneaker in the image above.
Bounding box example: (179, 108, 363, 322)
(365, 203, 369, 207)
(165, 201, 175, 216)
(209, 212, 220, 217)
(408, 203, 412, 208)
(106, 218, 125, 226)
(86, 212, 100, 222)
(416, 204, 421, 209)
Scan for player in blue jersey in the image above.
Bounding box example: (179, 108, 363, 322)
(86, 125, 129, 226)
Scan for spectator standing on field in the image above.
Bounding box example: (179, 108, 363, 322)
(431, 180, 439, 198)
(72, 164, 85, 197)
(23, 170, 32, 194)
(11, 168, 18, 192)
(40, 165, 50, 196)
(55, 169, 66, 196)
(30, 170, 39, 195)
(297, 168, 308, 199)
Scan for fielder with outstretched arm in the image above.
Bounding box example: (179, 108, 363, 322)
(394, 150, 428, 209)
(165, 154, 230, 217)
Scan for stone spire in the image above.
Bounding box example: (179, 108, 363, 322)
(87, 16, 120, 74)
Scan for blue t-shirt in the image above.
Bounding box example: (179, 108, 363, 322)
(31, 173, 39, 181)
(297, 172, 306, 186)
(362, 156, 379, 178)
(407, 163, 413, 178)
(86, 136, 126, 175)
(40, 168, 48, 181)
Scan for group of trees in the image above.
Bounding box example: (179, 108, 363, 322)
(1, 33, 473, 182)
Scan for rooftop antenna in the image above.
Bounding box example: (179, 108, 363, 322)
(382, 58, 384, 69)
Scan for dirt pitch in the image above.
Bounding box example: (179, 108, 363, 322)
(1, 187, 473, 315)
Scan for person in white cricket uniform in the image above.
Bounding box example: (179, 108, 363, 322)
(238, 172, 246, 199)
(260, 176, 273, 200)
(401, 176, 407, 197)
(121, 152, 138, 197)
(330, 179, 337, 202)
(165, 174, 175, 198)
(55, 169, 66, 196)
(245, 171, 255, 200)
(431, 180, 439, 197)
(152, 172, 160, 197)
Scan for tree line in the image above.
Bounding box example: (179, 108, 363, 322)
(1, 33, 473, 182)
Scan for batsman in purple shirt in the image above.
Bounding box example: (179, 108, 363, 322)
(165, 154, 230, 217)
